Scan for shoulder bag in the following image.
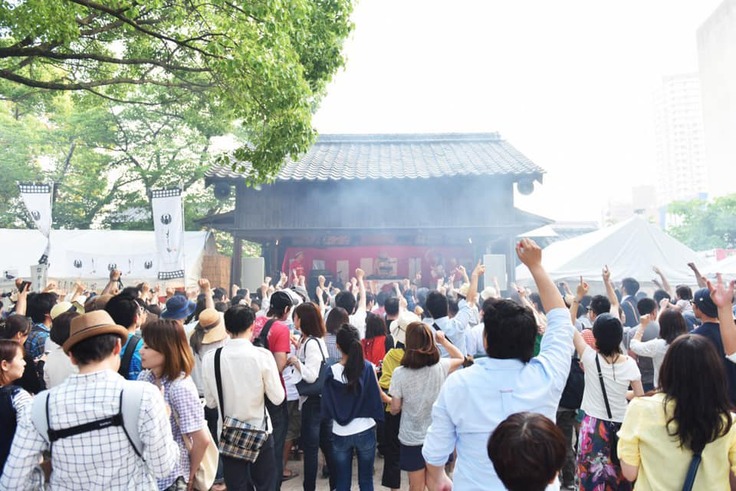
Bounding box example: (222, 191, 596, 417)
(214, 347, 269, 462)
(295, 337, 330, 397)
(595, 354, 622, 466)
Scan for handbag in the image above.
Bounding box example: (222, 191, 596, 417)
(171, 406, 218, 491)
(595, 354, 621, 466)
(214, 347, 269, 462)
(295, 337, 329, 397)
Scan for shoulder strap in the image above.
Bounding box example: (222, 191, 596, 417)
(303, 337, 326, 364)
(215, 347, 225, 423)
(432, 323, 455, 346)
(595, 354, 613, 420)
(682, 453, 702, 491)
(384, 334, 394, 352)
(120, 382, 145, 459)
(259, 319, 277, 348)
(119, 335, 141, 378)
(626, 299, 640, 323)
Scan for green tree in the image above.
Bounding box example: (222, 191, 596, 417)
(0, 0, 353, 182)
(667, 195, 736, 250)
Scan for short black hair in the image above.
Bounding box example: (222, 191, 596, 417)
(213, 287, 227, 301)
(592, 314, 623, 356)
(335, 291, 357, 315)
(676, 285, 693, 301)
(26, 292, 58, 324)
(214, 301, 229, 312)
(69, 334, 120, 365)
(425, 291, 449, 319)
(637, 297, 657, 316)
(376, 291, 389, 307)
(483, 299, 537, 362)
(223, 305, 256, 335)
(653, 289, 671, 304)
(448, 299, 459, 317)
(621, 277, 640, 296)
(50, 311, 78, 346)
(120, 286, 141, 299)
(384, 297, 399, 317)
(589, 295, 611, 317)
(105, 294, 139, 328)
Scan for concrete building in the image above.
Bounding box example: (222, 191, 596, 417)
(653, 73, 707, 206)
(697, 0, 736, 199)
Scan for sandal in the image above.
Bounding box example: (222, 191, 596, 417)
(282, 469, 299, 482)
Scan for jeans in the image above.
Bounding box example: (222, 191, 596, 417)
(266, 398, 288, 490)
(204, 405, 225, 481)
(301, 395, 335, 491)
(556, 407, 579, 487)
(221, 434, 277, 491)
(381, 411, 401, 489)
(332, 427, 376, 491)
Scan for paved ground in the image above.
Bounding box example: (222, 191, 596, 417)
(280, 455, 410, 490)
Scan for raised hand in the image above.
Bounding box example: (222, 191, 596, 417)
(515, 238, 542, 268)
(707, 273, 735, 309)
(576, 276, 589, 300)
(355, 268, 365, 281)
(602, 265, 611, 283)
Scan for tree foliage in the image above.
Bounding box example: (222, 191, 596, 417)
(667, 195, 736, 250)
(0, 0, 353, 181)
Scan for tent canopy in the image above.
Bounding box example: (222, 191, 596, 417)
(0, 229, 215, 288)
(515, 216, 706, 289)
(703, 254, 736, 276)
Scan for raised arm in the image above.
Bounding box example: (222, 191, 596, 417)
(708, 274, 736, 358)
(570, 276, 588, 325)
(687, 262, 707, 288)
(198, 278, 215, 310)
(101, 268, 121, 295)
(466, 262, 484, 307)
(355, 268, 367, 312)
(652, 266, 673, 296)
(13, 280, 29, 316)
(517, 239, 564, 311)
(602, 265, 621, 320)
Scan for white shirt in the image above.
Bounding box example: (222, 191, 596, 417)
(44, 343, 78, 389)
(629, 337, 668, 388)
(580, 346, 641, 422)
(202, 338, 285, 432)
(350, 307, 367, 339)
(0, 370, 178, 490)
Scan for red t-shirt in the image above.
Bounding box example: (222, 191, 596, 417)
(362, 335, 387, 366)
(252, 318, 290, 394)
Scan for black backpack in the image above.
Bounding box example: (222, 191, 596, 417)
(253, 319, 276, 350)
(559, 356, 584, 410)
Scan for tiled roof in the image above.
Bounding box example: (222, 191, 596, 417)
(206, 133, 544, 182)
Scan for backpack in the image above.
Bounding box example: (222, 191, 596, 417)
(0, 385, 21, 472)
(118, 335, 141, 379)
(31, 382, 146, 459)
(253, 319, 276, 350)
(559, 356, 585, 410)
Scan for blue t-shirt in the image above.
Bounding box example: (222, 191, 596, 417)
(120, 334, 144, 381)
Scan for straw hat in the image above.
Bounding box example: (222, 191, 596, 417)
(50, 301, 83, 320)
(63, 310, 128, 354)
(389, 311, 421, 346)
(195, 308, 228, 344)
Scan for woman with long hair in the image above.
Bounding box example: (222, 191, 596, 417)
(361, 313, 389, 367)
(388, 322, 464, 491)
(287, 302, 335, 491)
(629, 309, 687, 389)
(619, 334, 736, 488)
(139, 319, 211, 490)
(0, 316, 42, 394)
(573, 313, 644, 490)
(321, 324, 385, 491)
(0, 339, 30, 476)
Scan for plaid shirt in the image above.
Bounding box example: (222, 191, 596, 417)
(0, 370, 178, 490)
(24, 322, 50, 360)
(138, 371, 205, 489)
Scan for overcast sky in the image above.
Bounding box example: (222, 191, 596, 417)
(312, 0, 723, 223)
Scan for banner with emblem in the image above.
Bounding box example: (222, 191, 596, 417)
(150, 187, 184, 280)
(17, 183, 53, 264)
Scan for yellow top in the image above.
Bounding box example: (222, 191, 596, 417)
(618, 392, 736, 490)
(379, 348, 404, 412)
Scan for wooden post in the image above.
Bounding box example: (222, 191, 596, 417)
(231, 236, 242, 288)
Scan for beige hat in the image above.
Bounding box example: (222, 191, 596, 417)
(195, 308, 228, 344)
(389, 311, 421, 346)
(480, 286, 499, 301)
(50, 301, 83, 320)
(453, 283, 470, 298)
(63, 310, 128, 354)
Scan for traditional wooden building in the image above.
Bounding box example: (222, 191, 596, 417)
(202, 132, 549, 290)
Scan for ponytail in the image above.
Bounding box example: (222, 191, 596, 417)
(336, 324, 365, 392)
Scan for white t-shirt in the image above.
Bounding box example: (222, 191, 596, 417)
(629, 337, 668, 388)
(580, 346, 640, 423)
(350, 307, 367, 339)
(329, 363, 376, 436)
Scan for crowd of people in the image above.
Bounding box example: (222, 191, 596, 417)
(1, 240, 736, 491)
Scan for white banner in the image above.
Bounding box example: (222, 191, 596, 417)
(18, 183, 53, 263)
(151, 187, 184, 280)
(30, 263, 48, 292)
(64, 251, 157, 279)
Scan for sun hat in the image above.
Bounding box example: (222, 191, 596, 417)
(389, 311, 421, 346)
(195, 308, 228, 344)
(453, 283, 470, 299)
(63, 310, 128, 354)
(161, 294, 197, 320)
(480, 286, 498, 301)
(50, 301, 83, 320)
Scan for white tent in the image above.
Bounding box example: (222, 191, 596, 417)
(0, 229, 216, 288)
(703, 254, 736, 276)
(515, 216, 706, 289)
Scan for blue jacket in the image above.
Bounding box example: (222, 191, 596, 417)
(321, 360, 384, 426)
